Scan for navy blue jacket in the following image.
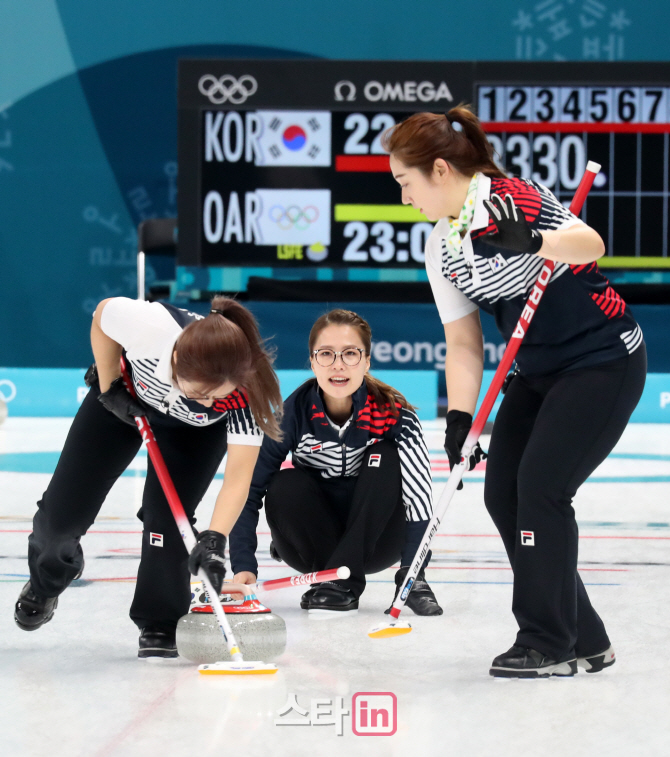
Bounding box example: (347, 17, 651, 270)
(229, 379, 434, 576)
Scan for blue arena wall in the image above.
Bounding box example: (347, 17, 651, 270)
(1, 366, 668, 423)
(1, 1, 670, 369)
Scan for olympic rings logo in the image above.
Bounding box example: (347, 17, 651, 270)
(269, 205, 319, 231)
(198, 74, 258, 104)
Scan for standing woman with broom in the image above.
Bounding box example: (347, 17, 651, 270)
(382, 106, 646, 677)
(15, 296, 282, 658)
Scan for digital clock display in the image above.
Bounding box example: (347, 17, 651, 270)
(178, 61, 670, 267)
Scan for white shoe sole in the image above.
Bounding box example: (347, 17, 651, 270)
(308, 608, 359, 617)
(577, 645, 616, 672)
(490, 659, 577, 678)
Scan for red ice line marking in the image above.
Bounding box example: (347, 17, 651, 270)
(0, 529, 141, 534)
(92, 669, 192, 757)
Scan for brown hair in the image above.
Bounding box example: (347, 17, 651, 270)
(308, 309, 415, 415)
(174, 296, 283, 440)
(381, 104, 506, 179)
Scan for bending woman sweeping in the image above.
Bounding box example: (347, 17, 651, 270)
(15, 296, 282, 658)
(229, 309, 442, 615)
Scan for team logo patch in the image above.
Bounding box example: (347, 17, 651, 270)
(187, 411, 209, 423)
(150, 532, 164, 547)
(521, 530, 535, 546)
(368, 454, 382, 467)
(488, 253, 508, 272)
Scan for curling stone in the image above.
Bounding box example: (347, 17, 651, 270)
(177, 584, 286, 664)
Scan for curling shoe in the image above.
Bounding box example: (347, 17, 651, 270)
(299, 586, 318, 609)
(385, 567, 443, 616)
(138, 626, 178, 658)
(308, 582, 359, 612)
(14, 581, 58, 631)
(577, 645, 616, 673)
(490, 645, 577, 678)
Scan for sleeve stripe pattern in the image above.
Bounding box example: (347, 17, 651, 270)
(620, 325, 644, 354)
(591, 286, 626, 319)
(126, 357, 261, 435)
(442, 238, 569, 304)
(396, 409, 433, 522)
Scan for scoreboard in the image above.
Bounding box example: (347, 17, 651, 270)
(178, 61, 670, 268)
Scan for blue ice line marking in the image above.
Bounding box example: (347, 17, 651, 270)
(429, 450, 670, 462)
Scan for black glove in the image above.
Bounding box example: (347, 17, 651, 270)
(188, 530, 227, 595)
(84, 363, 99, 387)
(444, 410, 487, 490)
(98, 376, 146, 426)
(478, 194, 543, 258)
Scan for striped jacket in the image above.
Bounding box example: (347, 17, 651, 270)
(426, 174, 643, 376)
(100, 298, 262, 444)
(229, 379, 433, 575)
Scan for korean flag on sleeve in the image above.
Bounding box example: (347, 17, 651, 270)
(254, 111, 331, 167)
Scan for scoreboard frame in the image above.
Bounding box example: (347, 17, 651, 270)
(178, 60, 670, 269)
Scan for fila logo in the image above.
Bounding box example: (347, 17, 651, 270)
(369, 454, 382, 467)
(488, 253, 508, 272)
(311, 444, 322, 452)
(521, 530, 535, 546)
(137, 380, 149, 394)
(150, 532, 164, 547)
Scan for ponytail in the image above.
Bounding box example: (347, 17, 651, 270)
(381, 104, 506, 179)
(174, 296, 283, 440)
(308, 309, 415, 417)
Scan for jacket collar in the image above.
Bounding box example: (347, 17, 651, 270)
(308, 380, 370, 439)
(469, 173, 492, 232)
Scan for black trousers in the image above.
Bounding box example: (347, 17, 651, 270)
(265, 440, 407, 598)
(484, 346, 647, 659)
(27, 384, 228, 632)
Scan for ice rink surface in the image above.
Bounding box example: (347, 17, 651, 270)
(1, 418, 669, 757)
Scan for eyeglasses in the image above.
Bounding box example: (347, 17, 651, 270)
(312, 348, 366, 367)
(177, 379, 233, 401)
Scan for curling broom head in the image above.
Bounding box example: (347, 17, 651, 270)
(198, 662, 278, 675)
(368, 621, 412, 638)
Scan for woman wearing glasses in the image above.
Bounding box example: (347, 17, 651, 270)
(229, 309, 441, 615)
(15, 296, 282, 658)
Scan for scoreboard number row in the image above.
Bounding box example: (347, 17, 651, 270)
(487, 134, 587, 190)
(478, 86, 670, 124)
(343, 113, 396, 155)
(343, 222, 432, 264)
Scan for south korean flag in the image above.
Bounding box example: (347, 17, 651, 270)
(254, 111, 331, 167)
